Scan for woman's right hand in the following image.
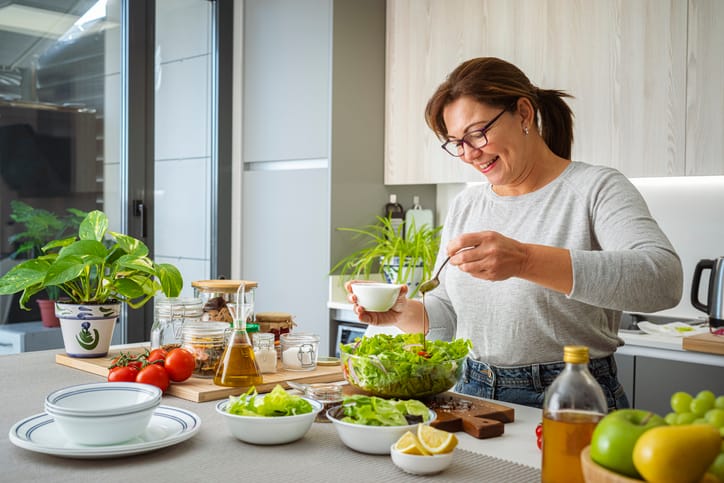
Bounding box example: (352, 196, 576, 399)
(344, 280, 409, 326)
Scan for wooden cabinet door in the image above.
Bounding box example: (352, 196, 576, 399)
(686, 0, 724, 175)
(385, 0, 689, 184)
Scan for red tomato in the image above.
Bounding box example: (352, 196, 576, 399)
(536, 422, 543, 450)
(108, 365, 139, 383)
(147, 348, 168, 365)
(163, 348, 195, 382)
(136, 364, 170, 392)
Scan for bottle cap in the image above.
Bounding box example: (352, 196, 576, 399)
(246, 323, 260, 333)
(563, 346, 589, 364)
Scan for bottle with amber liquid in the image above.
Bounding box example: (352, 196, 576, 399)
(541, 346, 607, 483)
(213, 318, 263, 387)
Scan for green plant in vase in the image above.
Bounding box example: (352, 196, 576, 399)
(0, 210, 183, 356)
(331, 215, 442, 298)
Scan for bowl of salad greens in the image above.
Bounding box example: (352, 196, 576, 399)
(340, 334, 472, 398)
(216, 384, 323, 445)
(327, 395, 437, 454)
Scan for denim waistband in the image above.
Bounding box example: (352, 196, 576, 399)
(462, 355, 618, 390)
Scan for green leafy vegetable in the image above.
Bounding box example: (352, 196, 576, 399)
(226, 384, 313, 417)
(340, 333, 472, 398)
(339, 394, 431, 426)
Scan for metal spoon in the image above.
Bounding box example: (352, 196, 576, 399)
(418, 246, 476, 295)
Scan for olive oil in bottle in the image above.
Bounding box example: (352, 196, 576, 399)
(541, 346, 607, 483)
(214, 322, 263, 387)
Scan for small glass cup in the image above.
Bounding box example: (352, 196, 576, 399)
(280, 333, 319, 371)
(304, 383, 344, 423)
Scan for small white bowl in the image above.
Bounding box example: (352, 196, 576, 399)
(45, 382, 161, 417)
(327, 405, 437, 455)
(390, 444, 455, 475)
(216, 397, 322, 445)
(350, 282, 402, 312)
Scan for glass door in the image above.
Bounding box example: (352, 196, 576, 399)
(0, 0, 123, 328)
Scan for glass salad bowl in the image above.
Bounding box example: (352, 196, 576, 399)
(339, 334, 471, 399)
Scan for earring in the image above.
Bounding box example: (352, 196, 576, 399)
(523, 126, 529, 136)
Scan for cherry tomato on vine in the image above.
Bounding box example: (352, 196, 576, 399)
(163, 348, 195, 382)
(108, 365, 139, 383)
(147, 348, 168, 365)
(535, 422, 543, 450)
(136, 364, 170, 392)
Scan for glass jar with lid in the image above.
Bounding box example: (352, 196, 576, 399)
(191, 280, 258, 324)
(252, 332, 277, 374)
(181, 321, 230, 378)
(280, 333, 320, 371)
(150, 297, 203, 350)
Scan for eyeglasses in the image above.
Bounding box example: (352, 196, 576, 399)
(441, 102, 516, 157)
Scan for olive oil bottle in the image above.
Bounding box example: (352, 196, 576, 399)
(214, 320, 262, 387)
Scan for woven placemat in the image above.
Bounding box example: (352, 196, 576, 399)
(231, 424, 541, 482)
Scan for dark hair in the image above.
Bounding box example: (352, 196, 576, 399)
(424, 57, 575, 159)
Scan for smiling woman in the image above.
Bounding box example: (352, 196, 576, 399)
(343, 56, 684, 412)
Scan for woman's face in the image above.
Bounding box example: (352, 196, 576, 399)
(442, 96, 530, 189)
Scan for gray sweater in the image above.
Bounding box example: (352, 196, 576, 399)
(426, 161, 683, 366)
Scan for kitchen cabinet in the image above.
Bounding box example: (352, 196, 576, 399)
(615, 352, 724, 416)
(385, 0, 723, 184)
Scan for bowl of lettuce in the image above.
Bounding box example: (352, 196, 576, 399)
(340, 334, 472, 398)
(216, 384, 323, 445)
(327, 395, 437, 454)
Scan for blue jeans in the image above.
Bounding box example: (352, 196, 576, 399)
(454, 355, 630, 411)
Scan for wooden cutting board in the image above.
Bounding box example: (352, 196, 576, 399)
(56, 345, 344, 403)
(425, 392, 515, 439)
(682, 332, 724, 355)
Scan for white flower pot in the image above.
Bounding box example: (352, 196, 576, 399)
(55, 303, 121, 358)
(382, 257, 424, 297)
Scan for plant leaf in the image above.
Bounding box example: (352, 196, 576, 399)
(155, 263, 183, 297)
(58, 240, 109, 259)
(116, 255, 155, 275)
(44, 256, 86, 286)
(79, 210, 109, 242)
(110, 232, 149, 257)
(43, 236, 77, 252)
(0, 259, 50, 294)
(113, 278, 146, 298)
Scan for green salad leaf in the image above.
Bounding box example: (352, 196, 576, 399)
(339, 394, 431, 426)
(340, 333, 472, 398)
(226, 384, 313, 417)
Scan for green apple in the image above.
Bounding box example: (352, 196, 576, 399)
(590, 409, 667, 478)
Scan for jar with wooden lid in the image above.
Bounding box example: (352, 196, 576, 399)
(191, 280, 258, 324)
(256, 311, 295, 350)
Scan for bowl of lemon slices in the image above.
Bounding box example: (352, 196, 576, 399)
(390, 423, 458, 475)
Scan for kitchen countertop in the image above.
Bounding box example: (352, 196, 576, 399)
(1, 347, 543, 481)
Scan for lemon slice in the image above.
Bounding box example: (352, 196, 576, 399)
(394, 431, 430, 455)
(417, 423, 458, 454)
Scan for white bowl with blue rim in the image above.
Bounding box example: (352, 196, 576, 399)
(44, 382, 161, 445)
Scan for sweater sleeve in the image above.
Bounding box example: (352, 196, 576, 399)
(568, 169, 683, 312)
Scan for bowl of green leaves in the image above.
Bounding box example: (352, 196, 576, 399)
(216, 384, 322, 445)
(339, 334, 472, 399)
(326, 394, 436, 454)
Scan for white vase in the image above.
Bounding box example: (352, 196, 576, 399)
(55, 302, 121, 358)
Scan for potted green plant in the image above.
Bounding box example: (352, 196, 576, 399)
(5, 201, 87, 327)
(0, 210, 183, 357)
(330, 216, 442, 298)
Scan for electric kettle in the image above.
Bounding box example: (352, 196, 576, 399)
(691, 257, 724, 330)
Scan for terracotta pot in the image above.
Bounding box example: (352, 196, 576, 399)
(36, 299, 60, 327)
(55, 302, 121, 358)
